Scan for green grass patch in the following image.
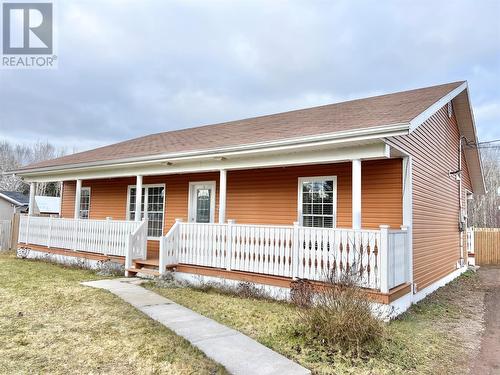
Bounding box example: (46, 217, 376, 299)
(0, 252, 226, 375)
(147, 273, 481, 374)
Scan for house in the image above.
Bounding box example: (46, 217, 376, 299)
(11, 81, 484, 313)
(0, 190, 28, 221)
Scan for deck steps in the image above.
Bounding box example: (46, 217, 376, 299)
(128, 258, 161, 278)
(126, 267, 160, 277)
(134, 258, 159, 267)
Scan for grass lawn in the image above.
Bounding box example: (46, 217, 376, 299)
(0, 252, 226, 375)
(147, 272, 483, 375)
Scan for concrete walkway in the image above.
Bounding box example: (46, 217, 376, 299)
(82, 278, 310, 375)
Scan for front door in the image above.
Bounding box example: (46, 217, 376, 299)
(188, 182, 216, 223)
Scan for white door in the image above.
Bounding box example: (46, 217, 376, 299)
(188, 182, 216, 223)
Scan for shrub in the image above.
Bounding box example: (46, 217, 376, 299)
(296, 269, 384, 357)
(290, 279, 314, 308)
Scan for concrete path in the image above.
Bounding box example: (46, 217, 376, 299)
(472, 267, 500, 375)
(82, 278, 310, 375)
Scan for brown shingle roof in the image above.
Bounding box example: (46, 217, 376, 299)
(20, 81, 464, 171)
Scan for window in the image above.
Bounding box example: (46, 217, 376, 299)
(298, 176, 337, 228)
(127, 184, 165, 238)
(79, 187, 91, 219)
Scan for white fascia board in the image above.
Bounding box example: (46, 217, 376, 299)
(13, 123, 409, 177)
(21, 142, 390, 183)
(408, 82, 468, 132)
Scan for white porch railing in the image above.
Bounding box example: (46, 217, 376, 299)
(125, 219, 148, 269)
(159, 221, 410, 292)
(19, 216, 147, 260)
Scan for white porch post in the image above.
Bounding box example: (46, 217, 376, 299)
(402, 156, 414, 289)
(135, 175, 143, 221)
(219, 169, 227, 224)
(352, 159, 362, 230)
(74, 179, 82, 219)
(379, 224, 390, 294)
(28, 182, 36, 216)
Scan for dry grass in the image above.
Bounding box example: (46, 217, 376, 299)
(147, 271, 484, 374)
(0, 252, 226, 375)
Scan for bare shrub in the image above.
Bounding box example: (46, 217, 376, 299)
(290, 279, 314, 308)
(296, 269, 384, 357)
(188, 280, 270, 300)
(95, 260, 124, 276)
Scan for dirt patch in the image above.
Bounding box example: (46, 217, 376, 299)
(471, 267, 500, 375)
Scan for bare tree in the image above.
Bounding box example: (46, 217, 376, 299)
(468, 147, 500, 228)
(0, 141, 66, 196)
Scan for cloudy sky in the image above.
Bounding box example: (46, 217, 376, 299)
(0, 0, 499, 153)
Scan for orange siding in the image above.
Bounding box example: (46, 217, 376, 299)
(60, 161, 403, 258)
(389, 105, 473, 291)
(226, 161, 402, 229)
(61, 181, 76, 218)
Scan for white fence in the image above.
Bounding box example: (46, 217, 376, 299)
(19, 215, 147, 259)
(0, 220, 11, 251)
(160, 221, 410, 292)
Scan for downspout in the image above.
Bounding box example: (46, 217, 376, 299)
(458, 136, 467, 267)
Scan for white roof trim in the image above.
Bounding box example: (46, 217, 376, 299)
(409, 82, 468, 132)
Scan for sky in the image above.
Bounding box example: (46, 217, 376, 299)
(0, 0, 499, 153)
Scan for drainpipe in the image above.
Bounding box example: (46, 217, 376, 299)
(457, 136, 467, 267)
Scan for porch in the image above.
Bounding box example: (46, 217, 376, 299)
(18, 215, 410, 296)
(17, 154, 413, 300)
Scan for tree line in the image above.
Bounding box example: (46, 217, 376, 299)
(0, 141, 66, 196)
(467, 147, 500, 228)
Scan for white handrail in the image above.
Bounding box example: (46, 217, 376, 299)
(158, 221, 410, 292)
(19, 215, 143, 257)
(159, 219, 181, 274)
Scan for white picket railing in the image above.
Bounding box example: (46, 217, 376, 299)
(159, 221, 410, 292)
(125, 219, 148, 269)
(0, 220, 11, 251)
(19, 215, 146, 258)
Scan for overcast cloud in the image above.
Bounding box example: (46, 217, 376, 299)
(0, 0, 499, 153)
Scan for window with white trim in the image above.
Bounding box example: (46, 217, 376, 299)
(127, 184, 165, 238)
(298, 176, 337, 228)
(79, 187, 91, 219)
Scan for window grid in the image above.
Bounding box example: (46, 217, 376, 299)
(128, 185, 165, 238)
(300, 178, 336, 228)
(79, 188, 91, 219)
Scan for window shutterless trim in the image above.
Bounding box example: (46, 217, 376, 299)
(79, 187, 91, 219)
(297, 176, 337, 228)
(126, 183, 166, 240)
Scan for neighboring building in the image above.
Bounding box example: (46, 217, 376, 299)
(12, 81, 485, 314)
(33, 196, 61, 216)
(0, 191, 28, 221)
